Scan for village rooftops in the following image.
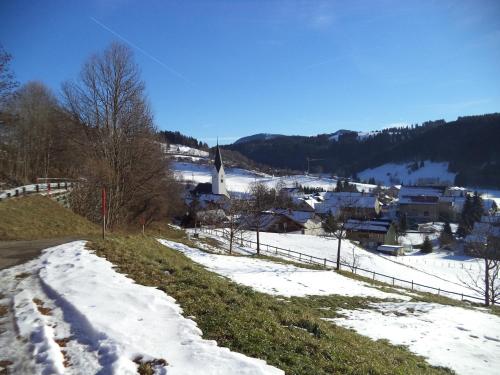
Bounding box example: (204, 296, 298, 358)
(345, 219, 393, 233)
(399, 185, 447, 197)
(315, 192, 379, 214)
(269, 209, 318, 226)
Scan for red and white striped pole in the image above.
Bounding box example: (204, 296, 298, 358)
(102, 187, 107, 239)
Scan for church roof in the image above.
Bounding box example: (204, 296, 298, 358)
(214, 144, 223, 172)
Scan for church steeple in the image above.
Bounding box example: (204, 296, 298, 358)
(212, 141, 229, 197)
(214, 142, 223, 172)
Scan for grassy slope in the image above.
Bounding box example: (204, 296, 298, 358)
(0, 195, 99, 240)
(91, 232, 453, 375)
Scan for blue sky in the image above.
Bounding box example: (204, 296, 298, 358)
(1, 0, 499, 145)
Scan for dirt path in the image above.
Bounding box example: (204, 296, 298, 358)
(0, 238, 87, 270)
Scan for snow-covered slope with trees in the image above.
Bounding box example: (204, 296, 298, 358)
(173, 161, 375, 193)
(358, 161, 456, 186)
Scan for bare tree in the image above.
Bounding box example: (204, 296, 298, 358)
(246, 182, 272, 255)
(0, 45, 18, 104)
(63, 42, 179, 228)
(340, 243, 362, 272)
(219, 198, 248, 254)
(323, 211, 348, 270)
(322, 194, 366, 270)
(461, 221, 500, 306)
(1, 82, 67, 184)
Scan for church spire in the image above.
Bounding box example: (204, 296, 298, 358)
(214, 142, 223, 172)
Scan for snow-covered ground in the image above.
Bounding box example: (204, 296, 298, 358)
(165, 144, 209, 158)
(196, 230, 487, 301)
(0, 241, 282, 375)
(173, 161, 375, 194)
(158, 239, 407, 300)
(358, 161, 456, 186)
(330, 301, 500, 375)
(160, 238, 500, 375)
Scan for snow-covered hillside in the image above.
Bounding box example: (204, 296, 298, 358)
(164, 143, 209, 158)
(331, 302, 500, 375)
(197, 230, 486, 301)
(0, 241, 282, 375)
(161, 238, 500, 375)
(358, 161, 456, 186)
(159, 239, 406, 300)
(173, 161, 375, 193)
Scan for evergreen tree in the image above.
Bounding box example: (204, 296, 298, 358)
(457, 194, 473, 237)
(421, 236, 433, 253)
(471, 191, 484, 222)
(439, 221, 453, 246)
(398, 213, 408, 233)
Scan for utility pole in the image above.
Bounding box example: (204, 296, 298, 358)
(101, 186, 106, 239)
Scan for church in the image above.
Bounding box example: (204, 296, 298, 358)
(211, 143, 229, 198)
(186, 143, 230, 222)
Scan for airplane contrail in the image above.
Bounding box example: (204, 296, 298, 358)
(90, 17, 193, 85)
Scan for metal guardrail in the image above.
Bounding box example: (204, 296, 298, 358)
(200, 227, 486, 304)
(0, 182, 74, 201)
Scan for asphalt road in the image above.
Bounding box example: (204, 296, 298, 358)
(0, 238, 85, 270)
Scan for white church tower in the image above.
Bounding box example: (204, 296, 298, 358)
(212, 143, 229, 198)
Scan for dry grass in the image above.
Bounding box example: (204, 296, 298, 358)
(91, 235, 453, 375)
(33, 298, 52, 316)
(0, 195, 99, 241)
(0, 305, 7, 318)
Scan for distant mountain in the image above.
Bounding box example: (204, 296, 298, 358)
(224, 114, 500, 188)
(328, 129, 357, 141)
(234, 133, 285, 144)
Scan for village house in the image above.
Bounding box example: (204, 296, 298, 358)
(315, 191, 381, 219)
(345, 218, 397, 248)
(255, 209, 323, 235)
(398, 186, 447, 222)
(464, 215, 500, 257)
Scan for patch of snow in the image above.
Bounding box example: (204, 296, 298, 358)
(329, 301, 500, 375)
(173, 161, 375, 194)
(0, 241, 283, 375)
(198, 230, 486, 301)
(358, 161, 456, 186)
(158, 239, 408, 300)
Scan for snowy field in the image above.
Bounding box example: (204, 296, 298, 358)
(196, 230, 487, 301)
(0, 241, 282, 375)
(160, 239, 500, 375)
(172, 161, 375, 193)
(330, 302, 500, 375)
(358, 161, 456, 186)
(159, 239, 407, 300)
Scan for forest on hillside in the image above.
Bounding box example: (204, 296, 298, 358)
(225, 114, 500, 188)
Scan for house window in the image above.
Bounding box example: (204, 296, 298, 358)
(221, 177, 224, 183)
(424, 211, 429, 217)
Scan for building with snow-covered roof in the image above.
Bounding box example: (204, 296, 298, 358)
(464, 216, 500, 257)
(315, 192, 381, 219)
(398, 186, 448, 222)
(345, 219, 397, 248)
(251, 209, 323, 235)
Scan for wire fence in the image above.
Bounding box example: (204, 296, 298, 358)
(199, 227, 486, 304)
